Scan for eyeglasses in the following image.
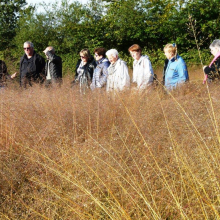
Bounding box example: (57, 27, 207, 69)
(80, 56, 86, 58)
(24, 47, 31, 50)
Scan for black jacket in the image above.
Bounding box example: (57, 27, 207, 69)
(204, 56, 220, 80)
(45, 51, 62, 81)
(20, 51, 45, 87)
(74, 57, 96, 82)
(162, 58, 169, 85)
(0, 60, 11, 87)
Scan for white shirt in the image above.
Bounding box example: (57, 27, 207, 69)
(133, 55, 154, 89)
(46, 60, 51, 80)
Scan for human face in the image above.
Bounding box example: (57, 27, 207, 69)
(107, 54, 118, 64)
(94, 53, 103, 61)
(164, 49, 174, 60)
(80, 53, 88, 62)
(23, 43, 34, 57)
(210, 47, 219, 56)
(130, 50, 141, 60)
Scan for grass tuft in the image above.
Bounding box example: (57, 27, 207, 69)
(0, 70, 220, 219)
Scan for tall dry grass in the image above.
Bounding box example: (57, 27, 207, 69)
(0, 69, 220, 219)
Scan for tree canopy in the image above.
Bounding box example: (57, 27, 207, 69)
(0, 0, 27, 50)
(1, 0, 220, 72)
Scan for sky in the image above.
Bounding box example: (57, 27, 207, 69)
(26, 0, 89, 12)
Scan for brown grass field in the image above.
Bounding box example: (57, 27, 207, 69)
(1, 67, 220, 219)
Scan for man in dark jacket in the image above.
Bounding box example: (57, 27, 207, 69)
(43, 46, 62, 87)
(0, 60, 17, 87)
(20, 41, 45, 88)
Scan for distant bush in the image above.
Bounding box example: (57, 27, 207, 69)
(119, 48, 212, 70)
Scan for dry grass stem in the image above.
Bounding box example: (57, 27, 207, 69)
(0, 71, 220, 219)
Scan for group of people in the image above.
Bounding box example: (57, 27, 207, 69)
(70, 39, 220, 92)
(20, 41, 62, 88)
(72, 43, 188, 92)
(1, 39, 220, 91)
(0, 41, 62, 89)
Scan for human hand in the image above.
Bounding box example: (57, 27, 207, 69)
(43, 48, 49, 54)
(203, 74, 208, 84)
(11, 72, 17, 79)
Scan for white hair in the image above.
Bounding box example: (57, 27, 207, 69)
(24, 41, 34, 48)
(210, 39, 220, 49)
(106, 49, 119, 58)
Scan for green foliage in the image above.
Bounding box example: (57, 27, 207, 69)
(1, 0, 220, 74)
(13, 6, 60, 58)
(181, 49, 212, 65)
(61, 53, 79, 76)
(120, 47, 212, 70)
(179, 0, 220, 49)
(0, 0, 27, 50)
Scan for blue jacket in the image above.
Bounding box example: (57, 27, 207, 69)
(164, 55, 189, 89)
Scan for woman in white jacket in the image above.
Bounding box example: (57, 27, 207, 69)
(106, 49, 130, 92)
(128, 44, 154, 90)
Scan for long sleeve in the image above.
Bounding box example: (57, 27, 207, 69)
(117, 62, 130, 91)
(204, 57, 220, 79)
(99, 61, 110, 87)
(176, 60, 188, 83)
(141, 58, 154, 88)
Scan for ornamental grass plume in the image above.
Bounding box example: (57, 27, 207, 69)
(0, 74, 220, 219)
(188, 14, 220, 143)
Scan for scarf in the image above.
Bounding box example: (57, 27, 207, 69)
(203, 51, 220, 84)
(209, 51, 220, 67)
(108, 61, 117, 75)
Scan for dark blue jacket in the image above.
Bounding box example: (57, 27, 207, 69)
(90, 57, 110, 89)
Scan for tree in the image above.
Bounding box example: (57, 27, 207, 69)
(0, 0, 27, 50)
(183, 0, 220, 49)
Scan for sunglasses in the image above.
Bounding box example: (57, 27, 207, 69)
(80, 56, 86, 58)
(24, 47, 31, 50)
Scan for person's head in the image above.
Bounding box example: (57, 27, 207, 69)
(47, 46, 55, 54)
(106, 49, 119, 64)
(23, 41, 34, 57)
(94, 47, 106, 61)
(80, 49, 91, 63)
(43, 46, 55, 59)
(209, 39, 220, 56)
(164, 43, 177, 60)
(128, 44, 142, 60)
